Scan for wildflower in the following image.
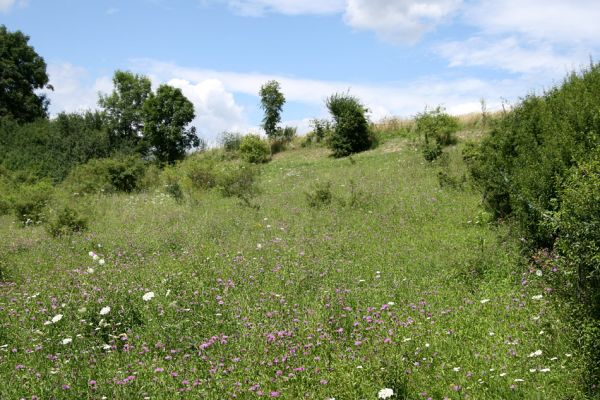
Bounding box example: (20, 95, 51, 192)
(61, 338, 72, 345)
(528, 349, 542, 357)
(92, 254, 99, 261)
(531, 295, 543, 300)
(98, 259, 105, 266)
(514, 378, 525, 382)
(453, 367, 460, 372)
(143, 292, 155, 301)
(87, 268, 95, 274)
(269, 391, 280, 397)
(535, 270, 543, 277)
(540, 368, 550, 373)
(378, 388, 394, 399)
(100, 306, 111, 315)
(480, 299, 490, 304)
(51, 314, 63, 323)
(88, 251, 94, 257)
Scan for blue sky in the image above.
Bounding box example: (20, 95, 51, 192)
(2, 0, 599, 143)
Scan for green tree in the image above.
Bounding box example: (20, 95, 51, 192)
(98, 70, 152, 151)
(325, 93, 371, 157)
(259, 80, 286, 140)
(0, 25, 52, 123)
(142, 84, 199, 164)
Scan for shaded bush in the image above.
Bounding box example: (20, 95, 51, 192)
(239, 134, 269, 164)
(61, 156, 147, 195)
(270, 126, 297, 154)
(216, 162, 260, 208)
(326, 93, 372, 157)
(12, 180, 53, 225)
(415, 106, 459, 147)
(46, 205, 88, 237)
(305, 181, 332, 208)
(219, 131, 243, 152)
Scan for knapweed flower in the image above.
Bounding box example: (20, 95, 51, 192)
(51, 314, 63, 323)
(143, 292, 155, 301)
(378, 388, 394, 399)
(100, 306, 111, 315)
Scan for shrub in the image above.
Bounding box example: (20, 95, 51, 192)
(216, 162, 260, 207)
(61, 156, 147, 195)
(46, 205, 88, 237)
(555, 154, 600, 316)
(305, 181, 332, 208)
(326, 94, 372, 157)
(415, 107, 460, 147)
(12, 180, 54, 225)
(422, 142, 443, 162)
(219, 131, 243, 152)
(161, 166, 184, 202)
(271, 126, 297, 154)
(239, 134, 270, 164)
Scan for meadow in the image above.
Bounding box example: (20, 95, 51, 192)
(0, 133, 586, 399)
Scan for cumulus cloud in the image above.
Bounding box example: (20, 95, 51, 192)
(344, 0, 462, 44)
(45, 62, 112, 115)
(167, 78, 248, 142)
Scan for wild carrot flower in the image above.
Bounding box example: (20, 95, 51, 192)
(100, 306, 111, 315)
(143, 292, 155, 301)
(378, 388, 394, 399)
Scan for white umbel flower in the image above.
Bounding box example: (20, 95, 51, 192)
(100, 306, 111, 315)
(142, 292, 155, 301)
(378, 388, 394, 399)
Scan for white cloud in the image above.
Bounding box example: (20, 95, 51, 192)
(438, 37, 583, 75)
(344, 0, 462, 44)
(0, 0, 25, 13)
(135, 59, 517, 123)
(224, 0, 344, 16)
(213, 0, 461, 43)
(466, 0, 600, 44)
(167, 78, 248, 142)
(45, 62, 112, 115)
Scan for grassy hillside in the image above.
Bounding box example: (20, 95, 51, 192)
(0, 136, 586, 399)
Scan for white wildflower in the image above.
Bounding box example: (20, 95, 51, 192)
(92, 254, 99, 261)
(98, 259, 105, 266)
(61, 338, 72, 345)
(51, 314, 63, 324)
(100, 306, 111, 315)
(480, 298, 490, 304)
(378, 388, 394, 399)
(142, 291, 155, 301)
(514, 378, 525, 382)
(87, 268, 94, 274)
(531, 294, 543, 300)
(88, 251, 94, 257)
(528, 349, 542, 358)
(540, 368, 550, 373)
(453, 367, 461, 372)
(535, 269, 543, 277)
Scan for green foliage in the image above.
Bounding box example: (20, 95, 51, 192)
(259, 80, 286, 139)
(422, 142, 443, 162)
(61, 156, 147, 195)
(219, 131, 242, 152)
(215, 162, 260, 207)
(46, 205, 88, 237)
(306, 118, 333, 146)
(11, 180, 53, 225)
(415, 106, 460, 147)
(161, 165, 184, 202)
(0, 25, 51, 123)
(239, 134, 270, 164)
(305, 181, 332, 207)
(469, 64, 600, 246)
(98, 70, 152, 151)
(271, 126, 297, 154)
(325, 93, 372, 157)
(0, 112, 111, 182)
(143, 84, 199, 164)
(555, 154, 600, 316)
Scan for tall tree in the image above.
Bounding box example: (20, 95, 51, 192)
(0, 25, 52, 123)
(259, 80, 285, 140)
(142, 84, 199, 164)
(98, 70, 152, 151)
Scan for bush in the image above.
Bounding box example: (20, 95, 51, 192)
(219, 131, 242, 152)
(305, 181, 332, 208)
(325, 93, 372, 157)
(161, 166, 184, 202)
(216, 162, 260, 207)
(555, 154, 600, 315)
(422, 142, 443, 162)
(46, 205, 88, 237)
(415, 107, 460, 147)
(271, 126, 297, 154)
(61, 156, 147, 195)
(239, 134, 270, 164)
(12, 180, 54, 225)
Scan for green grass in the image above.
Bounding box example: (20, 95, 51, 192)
(0, 138, 586, 399)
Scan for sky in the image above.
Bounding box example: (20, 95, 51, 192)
(2, 0, 599, 143)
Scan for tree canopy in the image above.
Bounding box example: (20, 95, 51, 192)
(98, 70, 152, 152)
(143, 84, 199, 164)
(0, 25, 52, 123)
(259, 80, 285, 140)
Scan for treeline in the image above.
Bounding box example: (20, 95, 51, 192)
(466, 62, 600, 389)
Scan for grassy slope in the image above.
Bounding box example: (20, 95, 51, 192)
(0, 137, 585, 399)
